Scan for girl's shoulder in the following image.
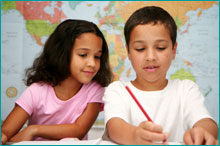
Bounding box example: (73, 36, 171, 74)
(79, 81, 105, 102)
(16, 82, 53, 112)
(27, 82, 52, 93)
(82, 81, 104, 92)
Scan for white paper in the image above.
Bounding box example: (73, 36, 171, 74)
(11, 139, 182, 145)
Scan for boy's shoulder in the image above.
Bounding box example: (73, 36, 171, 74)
(170, 79, 198, 88)
(105, 80, 125, 92)
(171, 79, 195, 84)
(107, 80, 122, 88)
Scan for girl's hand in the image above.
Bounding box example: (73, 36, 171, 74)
(1, 132, 8, 145)
(133, 121, 169, 145)
(9, 125, 37, 142)
(184, 127, 219, 145)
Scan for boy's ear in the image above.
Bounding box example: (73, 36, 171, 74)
(172, 42, 177, 60)
(126, 44, 130, 60)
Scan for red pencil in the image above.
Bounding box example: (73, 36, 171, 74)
(120, 80, 152, 122)
(120, 80, 167, 143)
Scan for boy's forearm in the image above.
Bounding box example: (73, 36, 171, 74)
(107, 118, 136, 145)
(193, 118, 219, 139)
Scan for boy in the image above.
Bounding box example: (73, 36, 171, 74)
(103, 6, 218, 145)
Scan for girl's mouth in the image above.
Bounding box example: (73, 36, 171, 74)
(83, 71, 95, 76)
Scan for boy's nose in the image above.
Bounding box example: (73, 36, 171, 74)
(145, 49, 156, 61)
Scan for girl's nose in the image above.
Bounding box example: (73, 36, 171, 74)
(87, 57, 96, 67)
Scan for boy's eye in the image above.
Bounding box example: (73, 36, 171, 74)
(135, 48, 145, 52)
(157, 47, 166, 50)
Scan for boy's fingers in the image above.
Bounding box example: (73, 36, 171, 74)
(163, 132, 170, 139)
(183, 130, 193, 145)
(141, 130, 168, 142)
(204, 132, 216, 145)
(192, 129, 204, 145)
(141, 121, 163, 133)
(138, 122, 169, 144)
(205, 137, 215, 145)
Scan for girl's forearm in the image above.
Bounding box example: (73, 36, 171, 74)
(1, 105, 29, 141)
(30, 123, 87, 140)
(31, 103, 101, 140)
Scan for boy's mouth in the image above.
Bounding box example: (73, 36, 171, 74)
(144, 66, 159, 72)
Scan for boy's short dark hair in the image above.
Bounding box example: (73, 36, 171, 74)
(124, 6, 177, 50)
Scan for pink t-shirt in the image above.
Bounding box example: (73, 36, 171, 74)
(16, 81, 104, 140)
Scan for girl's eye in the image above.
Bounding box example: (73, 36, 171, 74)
(79, 54, 87, 57)
(135, 48, 145, 52)
(95, 56, 101, 59)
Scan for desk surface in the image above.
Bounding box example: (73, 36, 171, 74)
(11, 138, 117, 145)
(10, 139, 183, 145)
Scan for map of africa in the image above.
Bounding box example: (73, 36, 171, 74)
(1, 1, 219, 126)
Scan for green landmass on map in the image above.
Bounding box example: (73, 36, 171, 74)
(170, 68, 196, 82)
(174, 16, 183, 29)
(1, 1, 16, 12)
(26, 20, 58, 38)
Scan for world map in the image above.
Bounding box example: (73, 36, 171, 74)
(1, 1, 219, 126)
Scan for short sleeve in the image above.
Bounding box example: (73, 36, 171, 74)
(103, 81, 129, 125)
(183, 80, 213, 129)
(15, 84, 37, 116)
(87, 82, 104, 103)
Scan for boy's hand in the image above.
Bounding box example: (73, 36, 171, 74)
(184, 127, 219, 145)
(133, 121, 169, 145)
(1, 132, 8, 145)
(9, 125, 37, 142)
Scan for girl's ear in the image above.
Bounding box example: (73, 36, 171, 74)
(172, 42, 177, 60)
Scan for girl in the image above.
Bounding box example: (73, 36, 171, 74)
(1, 19, 112, 144)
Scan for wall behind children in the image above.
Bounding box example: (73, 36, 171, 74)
(1, 1, 219, 126)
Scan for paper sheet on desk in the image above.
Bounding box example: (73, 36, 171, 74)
(11, 138, 117, 145)
(168, 142, 183, 145)
(11, 139, 182, 145)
